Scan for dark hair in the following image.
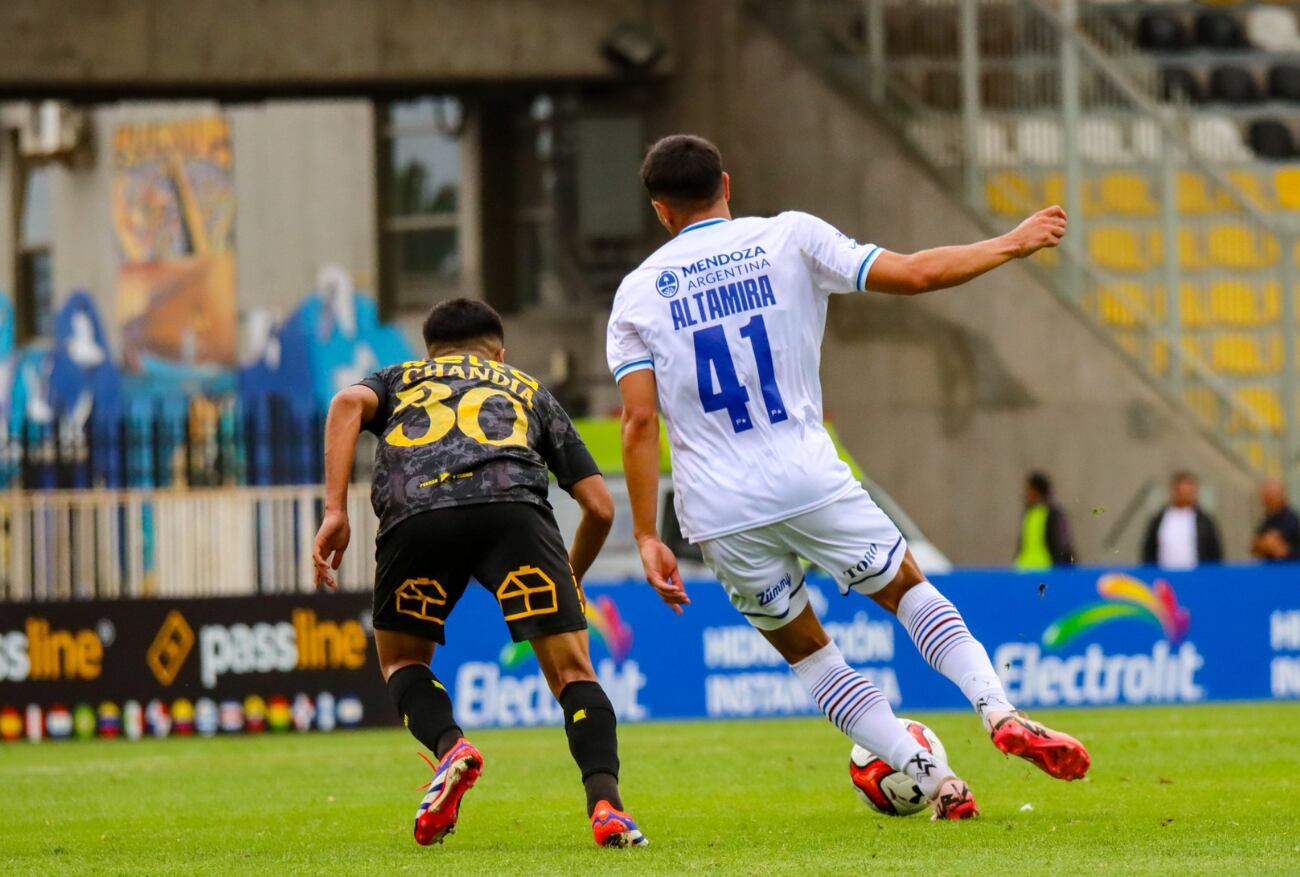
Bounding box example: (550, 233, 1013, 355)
(640, 134, 724, 206)
(1027, 471, 1052, 498)
(422, 297, 505, 351)
(1171, 470, 1196, 485)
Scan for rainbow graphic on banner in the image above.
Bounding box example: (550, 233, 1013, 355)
(1042, 573, 1190, 650)
(499, 595, 633, 668)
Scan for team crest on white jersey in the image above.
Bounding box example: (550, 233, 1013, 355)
(656, 270, 680, 298)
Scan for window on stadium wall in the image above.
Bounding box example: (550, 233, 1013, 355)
(381, 97, 463, 313)
(17, 164, 54, 343)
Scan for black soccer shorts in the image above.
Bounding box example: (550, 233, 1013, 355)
(372, 502, 587, 645)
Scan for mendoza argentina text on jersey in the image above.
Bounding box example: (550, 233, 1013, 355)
(359, 355, 598, 536)
(606, 213, 884, 542)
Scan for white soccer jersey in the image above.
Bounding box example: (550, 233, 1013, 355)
(606, 212, 884, 541)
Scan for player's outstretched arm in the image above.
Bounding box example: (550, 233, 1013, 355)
(617, 370, 688, 614)
(866, 205, 1066, 296)
(568, 474, 615, 583)
(313, 384, 379, 590)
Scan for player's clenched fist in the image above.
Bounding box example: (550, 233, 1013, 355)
(1007, 205, 1067, 257)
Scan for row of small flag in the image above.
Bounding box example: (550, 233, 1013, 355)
(0, 693, 366, 742)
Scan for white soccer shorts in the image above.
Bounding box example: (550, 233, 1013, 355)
(697, 488, 908, 631)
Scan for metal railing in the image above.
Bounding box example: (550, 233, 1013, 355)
(0, 485, 378, 601)
(751, 0, 1300, 493)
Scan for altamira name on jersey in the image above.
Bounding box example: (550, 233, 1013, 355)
(670, 273, 777, 332)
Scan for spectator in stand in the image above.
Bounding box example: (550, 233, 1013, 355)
(1250, 478, 1300, 562)
(1141, 471, 1223, 569)
(1014, 471, 1075, 570)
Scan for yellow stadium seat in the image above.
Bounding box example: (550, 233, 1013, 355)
(1094, 282, 1150, 327)
(1177, 172, 1219, 215)
(1180, 283, 1210, 328)
(1232, 387, 1285, 434)
(985, 172, 1034, 217)
(1098, 173, 1159, 217)
(1088, 226, 1150, 272)
(1041, 173, 1103, 218)
(1208, 224, 1280, 269)
(1207, 280, 1281, 326)
(1226, 170, 1274, 212)
(1211, 334, 1282, 375)
(1232, 439, 1281, 477)
(1275, 168, 1300, 210)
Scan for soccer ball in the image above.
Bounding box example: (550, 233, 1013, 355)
(848, 718, 948, 816)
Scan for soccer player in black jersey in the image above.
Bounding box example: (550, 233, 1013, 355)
(312, 298, 647, 848)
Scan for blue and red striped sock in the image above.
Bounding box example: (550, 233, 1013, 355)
(792, 641, 948, 798)
(898, 581, 1013, 728)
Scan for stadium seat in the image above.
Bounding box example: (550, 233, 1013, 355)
(1180, 283, 1210, 327)
(1088, 226, 1151, 272)
(980, 70, 1019, 111)
(907, 119, 961, 167)
(1130, 118, 1164, 162)
(976, 121, 1016, 166)
(1094, 282, 1150, 327)
(1233, 386, 1285, 433)
(1246, 7, 1300, 53)
(1016, 118, 1063, 164)
(1079, 118, 1131, 164)
(1138, 11, 1191, 50)
(1099, 172, 1159, 216)
(1207, 223, 1280, 268)
(985, 172, 1035, 217)
(1273, 167, 1300, 208)
(1208, 66, 1262, 103)
(1208, 279, 1280, 325)
(1177, 171, 1220, 214)
(922, 69, 961, 111)
(1268, 65, 1300, 102)
(1226, 169, 1274, 211)
(1211, 334, 1282, 375)
(1195, 10, 1248, 49)
(1191, 116, 1254, 161)
(1161, 66, 1205, 103)
(1248, 119, 1298, 159)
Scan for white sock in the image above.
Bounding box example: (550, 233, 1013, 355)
(897, 581, 1014, 728)
(792, 641, 949, 797)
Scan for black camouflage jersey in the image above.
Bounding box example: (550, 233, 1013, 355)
(359, 355, 599, 536)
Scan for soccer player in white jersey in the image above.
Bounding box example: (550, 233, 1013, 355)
(608, 135, 1090, 820)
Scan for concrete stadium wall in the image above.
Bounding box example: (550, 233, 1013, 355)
(638, 0, 1259, 566)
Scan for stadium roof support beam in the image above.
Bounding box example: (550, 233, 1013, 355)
(0, 0, 671, 99)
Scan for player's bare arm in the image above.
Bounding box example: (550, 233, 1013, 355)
(567, 473, 616, 582)
(867, 205, 1067, 295)
(617, 369, 688, 613)
(313, 383, 379, 590)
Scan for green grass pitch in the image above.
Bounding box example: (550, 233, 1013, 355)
(5, 703, 1299, 875)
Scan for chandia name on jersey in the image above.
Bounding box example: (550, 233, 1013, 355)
(669, 274, 777, 331)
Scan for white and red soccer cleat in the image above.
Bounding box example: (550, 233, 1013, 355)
(990, 711, 1090, 781)
(413, 738, 484, 845)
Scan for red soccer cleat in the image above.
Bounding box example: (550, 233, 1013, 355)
(931, 776, 979, 821)
(590, 800, 648, 847)
(990, 712, 1090, 781)
(413, 738, 484, 846)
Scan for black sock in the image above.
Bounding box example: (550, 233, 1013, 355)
(559, 680, 622, 815)
(387, 664, 462, 758)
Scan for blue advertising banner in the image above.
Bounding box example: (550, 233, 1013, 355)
(429, 564, 1300, 729)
